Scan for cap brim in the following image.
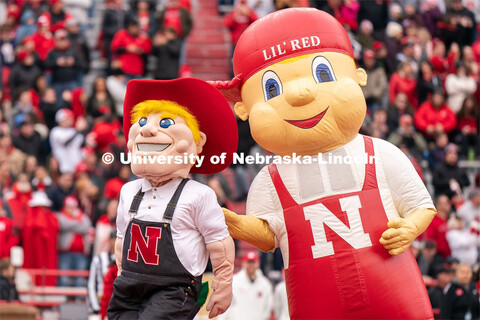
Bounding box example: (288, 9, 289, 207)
(123, 78, 238, 174)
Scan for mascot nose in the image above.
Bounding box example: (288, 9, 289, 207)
(140, 124, 157, 137)
(284, 80, 316, 107)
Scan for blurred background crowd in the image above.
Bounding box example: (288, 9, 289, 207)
(0, 0, 479, 319)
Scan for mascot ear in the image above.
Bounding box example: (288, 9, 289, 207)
(356, 68, 368, 87)
(196, 132, 207, 154)
(234, 102, 249, 121)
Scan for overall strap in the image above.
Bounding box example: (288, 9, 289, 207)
(128, 188, 145, 216)
(362, 136, 378, 191)
(268, 163, 297, 209)
(163, 178, 189, 221)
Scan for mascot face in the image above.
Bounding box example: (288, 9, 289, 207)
(236, 52, 367, 156)
(127, 109, 206, 181)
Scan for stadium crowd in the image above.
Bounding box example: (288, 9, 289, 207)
(0, 0, 479, 319)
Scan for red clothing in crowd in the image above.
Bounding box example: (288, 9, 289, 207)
(5, 185, 32, 231)
(414, 101, 457, 136)
(89, 120, 121, 152)
(424, 215, 451, 258)
(26, 32, 55, 61)
(389, 72, 418, 109)
(99, 264, 118, 320)
(224, 8, 258, 44)
(39, 11, 73, 33)
(458, 116, 478, 133)
(0, 216, 19, 259)
(23, 206, 59, 286)
(103, 177, 125, 200)
(111, 30, 152, 76)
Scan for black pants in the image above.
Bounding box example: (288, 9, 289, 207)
(107, 274, 201, 320)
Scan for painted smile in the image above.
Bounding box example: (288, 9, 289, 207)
(284, 107, 329, 129)
(137, 143, 171, 152)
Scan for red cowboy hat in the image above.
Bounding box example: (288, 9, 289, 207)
(123, 78, 238, 174)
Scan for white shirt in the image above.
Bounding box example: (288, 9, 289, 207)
(274, 281, 289, 320)
(247, 134, 434, 268)
(446, 229, 478, 265)
(218, 269, 273, 320)
(49, 126, 84, 173)
(116, 178, 229, 276)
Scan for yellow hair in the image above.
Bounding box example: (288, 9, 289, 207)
(131, 100, 201, 142)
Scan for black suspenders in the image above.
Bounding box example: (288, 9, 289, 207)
(128, 178, 190, 221)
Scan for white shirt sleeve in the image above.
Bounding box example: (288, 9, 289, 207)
(376, 139, 434, 217)
(195, 187, 229, 244)
(116, 186, 127, 239)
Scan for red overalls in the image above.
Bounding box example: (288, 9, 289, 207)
(268, 136, 433, 319)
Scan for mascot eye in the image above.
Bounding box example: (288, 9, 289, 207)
(160, 118, 175, 128)
(312, 56, 336, 83)
(138, 117, 147, 127)
(262, 71, 283, 101)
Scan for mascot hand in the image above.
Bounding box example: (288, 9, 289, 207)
(379, 208, 436, 255)
(223, 208, 276, 252)
(206, 238, 235, 318)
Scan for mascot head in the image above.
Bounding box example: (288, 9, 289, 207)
(123, 78, 238, 184)
(214, 8, 367, 156)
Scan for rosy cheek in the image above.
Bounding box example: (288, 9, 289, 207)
(175, 140, 190, 153)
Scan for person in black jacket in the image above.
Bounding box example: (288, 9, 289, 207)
(0, 258, 19, 302)
(152, 27, 181, 80)
(441, 263, 480, 320)
(101, 0, 126, 71)
(44, 29, 84, 105)
(432, 144, 470, 198)
(9, 50, 42, 93)
(11, 116, 46, 164)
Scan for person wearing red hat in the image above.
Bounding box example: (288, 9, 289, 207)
(213, 8, 436, 319)
(218, 250, 273, 320)
(39, 0, 73, 33)
(25, 16, 55, 61)
(108, 78, 238, 319)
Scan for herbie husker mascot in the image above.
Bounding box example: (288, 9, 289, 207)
(107, 78, 238, 319)
(213, 8, 437, 320)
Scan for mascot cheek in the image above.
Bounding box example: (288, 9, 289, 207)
(248, 103, 287, 153)
(175, 140, 190, 154)
(331, 78, 366, 139)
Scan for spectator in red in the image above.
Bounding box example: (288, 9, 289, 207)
(414, 88, 457, 138)
(389, 60, 418, 109)
(224, 0, 257, 77)
(224, 0, 257, 47)
(0, 199, 18, 259)
(26, 16, 55, 62)
(40, 0, 73, 33)
(103, 165, 130, 201)
(57, 195, 92, 287)
(99, 261, 118, 320)
(5, 173, 32, 232)
(425, 194, 452, 258)
(454, 96, 478, 158)
(23, 192, 59, 286)
(158, 0, 192, 41)
(111, 18, 152, 79)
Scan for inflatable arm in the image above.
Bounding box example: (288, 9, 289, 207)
(223, 208, 275, 252)
(380, 208, 437, 255)
(205, 236, 235, 319)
